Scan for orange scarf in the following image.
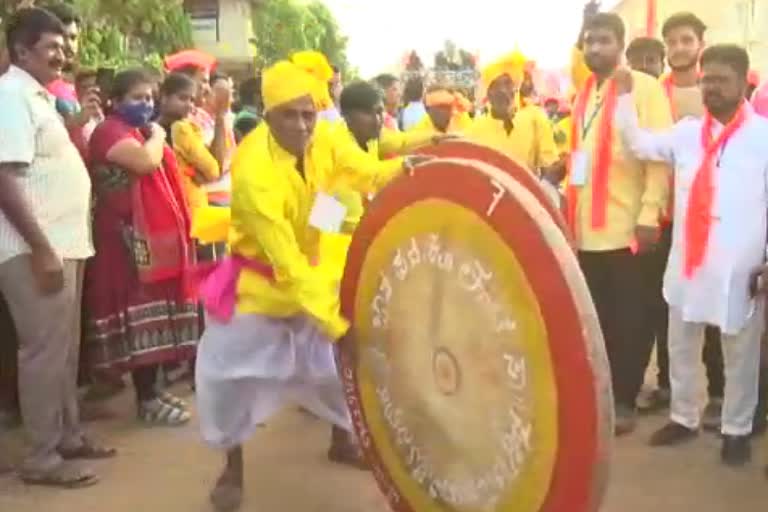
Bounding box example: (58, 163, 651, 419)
(684, 102, 748, 278)
(566, 74, 618, 232)
(663, 74, 677, 120)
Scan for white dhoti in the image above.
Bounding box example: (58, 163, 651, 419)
(195, 313, 351, 449)
(668, 305, 764, 436)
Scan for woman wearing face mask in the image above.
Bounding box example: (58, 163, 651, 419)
(85, 69, 199, 427)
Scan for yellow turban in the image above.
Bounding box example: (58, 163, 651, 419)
(261, 60, 317, 113)
(290, 50, 334, 110)
(481, 50, 528, 90)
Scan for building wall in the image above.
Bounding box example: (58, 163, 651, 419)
(612, 0, 768, 73)
(187, 0, 256, 66)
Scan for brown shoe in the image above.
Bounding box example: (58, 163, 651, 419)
(650, 422, 698, 447)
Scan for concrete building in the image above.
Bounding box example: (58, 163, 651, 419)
(184, 0, 262, 76)
(611, 0, 768, 72)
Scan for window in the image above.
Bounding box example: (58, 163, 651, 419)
(184, 0, 220, 43)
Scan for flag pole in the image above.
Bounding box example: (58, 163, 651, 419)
(645, 0, 658, 37)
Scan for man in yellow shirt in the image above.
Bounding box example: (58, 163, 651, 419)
(194, 60, 431, 512)
(318, 80, 442, 280)
(409, 86, 471, 134)
(466, 52, 559, 176)
(568, 12, 672, 436)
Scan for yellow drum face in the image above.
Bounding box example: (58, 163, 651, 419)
(340, 159, 612, 512)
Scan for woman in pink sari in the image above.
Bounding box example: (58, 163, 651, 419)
(86, 70, 199, 426)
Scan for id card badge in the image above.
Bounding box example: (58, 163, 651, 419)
(569, 150, 590, 187)
(309, 192, 347, 233)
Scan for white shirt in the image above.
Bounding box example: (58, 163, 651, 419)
(318, 106, 342, 123)
(616, 94, 768, 334)
(401, 101, 427, 130)
(0, 66, 93, 263)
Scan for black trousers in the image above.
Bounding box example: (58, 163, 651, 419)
(0, 294, 18, 412)
(579, 248, 651, 409)
(637, 224, 725, 398)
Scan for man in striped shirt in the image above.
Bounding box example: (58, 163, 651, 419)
(0, 8, 113, 488)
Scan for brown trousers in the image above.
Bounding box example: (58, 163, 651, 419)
(0, 256, 85, 472)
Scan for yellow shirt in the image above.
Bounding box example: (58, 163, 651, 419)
(409, 111, 471, 135)
(317, 123, 436, 280)
(465, 106, 559, 172)
(572, 70, 672, 252)
(172, 119, 221, 212)
(230, 122, 409, 338)
(570, 47, 591, 93)
(554, 116, 571, 155)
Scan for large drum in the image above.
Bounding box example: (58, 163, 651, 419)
(415, 140, 569, 241)
(339, 157, 612, 512)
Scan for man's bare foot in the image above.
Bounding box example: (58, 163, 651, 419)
(210, 447, 243, 512)
(328, 426, 369, 470)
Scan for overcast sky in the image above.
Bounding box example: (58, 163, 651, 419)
(322, 0, 622, 77)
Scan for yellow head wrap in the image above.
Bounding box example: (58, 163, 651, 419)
(481, 50, 528, 91)
(290, 50, 335, 110)
(261, 60, 317, 113)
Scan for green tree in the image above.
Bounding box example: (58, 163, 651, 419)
(252, 0, 350, 73)
(1, 0, 193, 69)
(304, 1, 348, 70)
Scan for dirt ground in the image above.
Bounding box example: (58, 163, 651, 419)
(0, 388, 766, 512)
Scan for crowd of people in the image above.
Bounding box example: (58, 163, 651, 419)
(0, 1, 767, 510)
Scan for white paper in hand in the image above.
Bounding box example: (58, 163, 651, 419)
(569, 150, 590, 187)
(309, 192, 347, 233)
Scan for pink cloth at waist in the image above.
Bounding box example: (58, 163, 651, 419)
(193, 255, 274, 323)
(193, 254, 319, 323)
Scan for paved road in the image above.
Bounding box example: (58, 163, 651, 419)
(1, 389, 766, 512)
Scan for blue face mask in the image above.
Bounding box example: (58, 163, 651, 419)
(116, 100, 154, 127)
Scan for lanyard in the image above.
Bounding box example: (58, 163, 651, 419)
(581, 96, 605, 140)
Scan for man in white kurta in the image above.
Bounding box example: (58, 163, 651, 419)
(613, 45, 768, 466)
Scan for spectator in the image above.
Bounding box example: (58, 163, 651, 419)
(0, 7, 114, 488)
(400, 75, 426, 130)
(85, 69, 199, 428)
(373, 73, 401, 131)
(233, 75, 262, 142)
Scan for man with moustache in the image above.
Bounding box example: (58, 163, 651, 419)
(625, 37, 665, 79)
(614, 44, 768, 465)
(44, 2, 102, 160)
(566, 12, 672, 435)
(0, 8, 113, 488)
(466, 52, 559, 177)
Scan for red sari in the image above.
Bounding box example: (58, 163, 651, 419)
(85, 116, 199, 372)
